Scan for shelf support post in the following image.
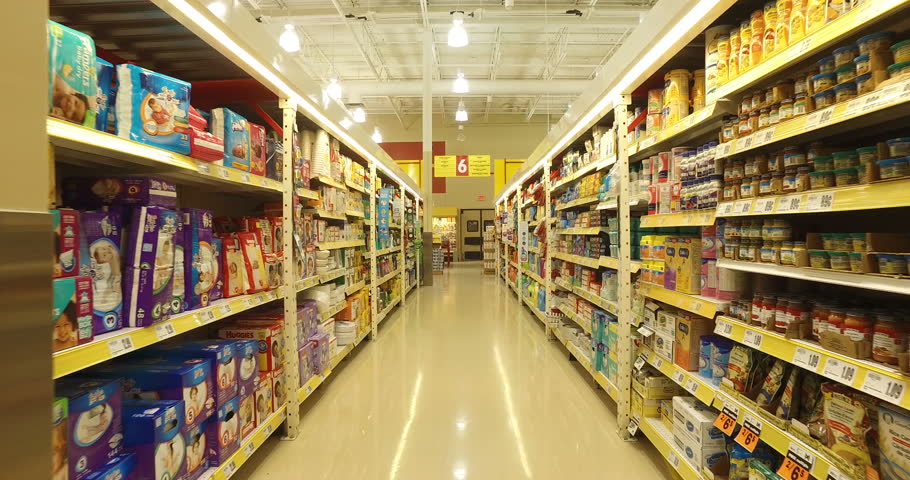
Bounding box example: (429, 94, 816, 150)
(370, 159, 379, 340)
(544, 159, 554, 339)
(614, 95, 635, 439)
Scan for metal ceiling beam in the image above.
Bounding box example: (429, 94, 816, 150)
(343, 79, 590, 96)
(526, 27, 570, 120)
(419, 0, 442, 80)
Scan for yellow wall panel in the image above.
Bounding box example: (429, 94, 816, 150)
(495, 159, 525, 196)
(395, 160, 422, 189)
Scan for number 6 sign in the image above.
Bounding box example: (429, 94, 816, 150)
(456, 156, 470, 176)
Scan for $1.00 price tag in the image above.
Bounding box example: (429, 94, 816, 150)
(735, 414, 762, 452)
(714, 403, 740, 436)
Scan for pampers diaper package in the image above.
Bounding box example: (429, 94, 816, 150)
(47, 20, 97, 127)
(53, 276, 93, 352)
(121, 399, 186, 480)
(210, 236, 224, 303)
(83, 454, 137, 480)
(63, 177, 178, 210)
(172, 218, 186, 316)
(80, 210, 124, 334)
(124, 206, 179, 327)
(211, 108, 250, 171)
(116, 64, 191, 155)
(54, 208, 87, 278)
(182, 209, 218, 310)
(55, 378, 124, 480)
(95, 58, 114, 133)
(206, 395, 240, 466)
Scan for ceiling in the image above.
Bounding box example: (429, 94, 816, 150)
(246, 0, 658, 124)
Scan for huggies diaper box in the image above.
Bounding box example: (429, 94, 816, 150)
(80, 210, 124, 334)
(54, 208, 87, 278)
(206, 395, 240, 466)
(84, 454, 137, 480)
(121, 399, 186, 480)
(183, 417, 209, 480)
(55, 378, 124, 480)
(218, 319, 284, 371)
(63, 177, 178, 210)
(211, 108, 250, 172)
(53, 276, 94, 352)
(182, 209, 219, 310)
(124, 207, 179, 327)
(235, 339, 260, 398)
(271, 366, 287, 409)
(254, 372, 273, 427)
(148, 340, 239, 407)
(47, 20, 97, 128)
(116, 64, 191, 155)
(238, 391, 256, 439)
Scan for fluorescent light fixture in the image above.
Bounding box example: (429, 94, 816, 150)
(448, 12, 468, 48)
(207, 1, 226, 17)
(495, 0, 722, 202)
(339, 117, 353, 129)
(326, 77, 342, 100)
(455, 100, 468, 122)
(452, 72, 469, 93)
(371, 127, 383, 143)
(349, 104, 366, 123)
(279, 24, 300, 53)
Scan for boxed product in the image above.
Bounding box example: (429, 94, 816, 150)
(676, 237, 703, 295)
(189, 127, 224, 163)
(655, 310, 677, 337)
(238, 392, 256, 440)
(53, 208, 84, 278)
(265, 130, 283, 182)
(632, 390, 662, 417)
(181, 209, 219, 310)
(271, 366, 287, 409)
(254, 371, 273, 426)
(311, 332, 330, 374)
(53, 276, 94, 352)
(121, 399, 186, 480)
(298, 300, 319, 343)
(653, 331, 674, 362)
(116, 64, 191, 155)
(123, 206, 179, 326)
(52, 397, 69, 479)
(62, 177, 178, 210)
(298, 341, 314, 384)
(211, 107, 250, 171)
(673, 429, 727, 472)
(235, 339, 260, 397)
(632, 371, 684, 399)
(151, 340, 239, 406)
(183, 420, 208, 480)
(83, 454, 137, 480)
(220, 234, 246, 298)
(47, 20, 97, 127)
(206, 395, 240, 466)
(660, 399, 673, 430)
(80, 210, 124, 334)
(237, 232, 268, 293)
(172, 218, 186, 316)
(675, 316, 715, 371)
(218, 318, 284, 371)
(879, 403, 910, 480)
(249, 122, 267, 177)
(94, 58, 114, 133)
(672, 396, 725, 447)
(55, 378, 123, 480)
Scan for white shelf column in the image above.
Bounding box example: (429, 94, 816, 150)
(279, 99, 301, 439)
(614, 96, 634, 438)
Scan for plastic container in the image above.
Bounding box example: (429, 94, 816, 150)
(835, 64, 856, 84)
(857, 146, 878, 164)
(888, 61, 910, 78)
(816, 56, 835, 74)
(833, 151, 859, 169)
(821, 233, 836, 250)
(878, 157, 910, 179)
(857, 162, 867, 183)
(833, 233, 851, 252)
(855, 73, 874, 94)
(809, 249, 830, 269)
(849, 252, 864, 272)
(851, 233, 866, 252)
(854, 54, 871, 75)
(834, 167, 858, 186)
(811, 72, 836, 91)
(892, 39, 910, 63)
(834, 81, 857, 102)
(857, 32, 895, 55)
(809, 171, 835, 189)
(834, 45, 859, 67)
(813, 155, 834, 172)
(878, 254, 908, 275)
(829, 251, 850, 271)
(887, 137, 910, 157)
(813, 89, 836, 108)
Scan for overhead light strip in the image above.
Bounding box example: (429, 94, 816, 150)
(495, 0, 722, 202)
(166, 0, 422, 200)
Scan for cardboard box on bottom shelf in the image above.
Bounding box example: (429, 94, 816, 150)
(660, 399, 673, 430)
(672, 396, 725, 447)
(632, 390, 662, 418)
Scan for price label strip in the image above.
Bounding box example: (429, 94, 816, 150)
(154, 322, 177, 341)
(822, 357, 857, 385)
(714, 403, 740, 436)
(634, 353, 648, 371)
(792, 347, 822, 372)
(861, 371, 907, 404)
(719, 202, 735, 216)
(735, 200, 753, 215)
(714, 319, 734, 337)
(755, 197, 776, 214)
(777, 195, 802, 213)
(223, 460, 238, 479)
(107, 335, 136, 358)
(744, 329, 764, 349)
(218, 168, 231, 180)
(198, 310, 217, 325)
(672, 370, 686, 385)
(219, 304, 233, 316)
(735, 414, 762, 452)
(243, 440, 256, 458)
(685, 377, 700, 395)
(667, 451, 681, 469)
(627, 414, 641, 436)
(777, 443, 816, 480)
(805, 192, 835, 212)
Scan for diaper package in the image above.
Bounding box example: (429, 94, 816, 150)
(94, 58, 114, 133)
(249, 122, 267, 176)
(116, 64, 191, 155)
(211, 107, 250, 171)
(83, 454, 136, 480)
(235, 339, 260, 398)
(210, 236, 224, 302)
(266, 130, 283, 182)
(52, 398, 68, 480)
(206, 395, 240, 466)
(63, 176, 178, 210)
(47, 20, 97, 127)
(172, 218, 186, 316)
(53, 276, 93, 352)
(254, 371, 273, 426)
(123, 207, 179, 326)
(80, 210, 124, 334)
(238, 392, 256, 439)
(237, 232, 268, 293)
(219, 234, 247, 298)
(53, 208, 87, 278)
(182, 209, 219, 310)
(150, 340, 238, 407)
(298, 341, 314, 384)
(55, 378, 123, 480)
(189, 127, 224, 163)
(121, 399, 186, 480)
(272, 366, 287, 408)
(298, 300, 319, 342)
(183, 418, 208, 480)
(218, 318, 284, 371)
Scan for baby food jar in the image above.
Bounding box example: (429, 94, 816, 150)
(833, 151, 858, 169)
(888, 61, 910, 78)
(878, 157, 910, 179)
(749, 110, 761, 132)
(751, 90, 764, 111)
(857, 31, 895, 55)
(835, 167, 858, 186)
(854, 54, 871, 75)
(834, 234, 852, 252)
(834, 45, 859, 67)
(723, 118, 736, 142)
(829, 251, 850, 271)
(813, 155, 834, 172)
(741, 95, 753, 116)
(835, 63, 856, 84)
(770, 172, 784, 194)
(725, 238, 740, 259)
(855, 73, 874, 94)
(769, 103, 780, 125)
(873, 313, 908, 364)
(771, 219, 792, 240)
(878, 254, 908, 274)
(844, 310, 873, 341)
(759, 174, 772, 196)
(811, 302, 831, 339)
(851, 232, 867, 252)
(780, 98, 794, 120)
(811, 72, 836, 92)
(887, 137, 910, 157)
(759, 108, 770, 129)
(740, 178, 754, 198)
(793, 93, 808, 116)
(892, 39, 910, 63)
(739, 239, 757, 262)
(834, 81, 857, 102)
(739, 115, 753, 136)
(797, 166, 811, 191)
(849, 252, 864, 272)
(827, 307, 847, 333)
(816, 56, 836, 73)
(731, 159, 745, 179)
(813, 89, 836, 108)
(809, 249, 830, 268)
(784, 147, 807, 167)
(821, 233, 836, 250)
(783, 167, 798, 192)
(781, 241, 795, 265)
(809, 171, 835, 188)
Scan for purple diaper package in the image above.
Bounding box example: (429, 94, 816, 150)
(63, 177, 178, 210)
(148, 340, 238, 407)
(235, 339, 260, 398)
(298, 341, 314, 384)
(55, 378, 124, 480)
(121, 399, 186, 480)
(206, 395, 240, 466)
(181, 209, 219, 310)
(123, 206, 179, 327)
(209, 236, 224, 302)
(80, 210, 124, 334)
(172, 216, 186, 315)
(183, 417, 208, 480)
(84, 454, 137, 480)
(298, 300, 318, 344)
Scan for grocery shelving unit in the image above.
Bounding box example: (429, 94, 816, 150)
(493, 1, 910, 479)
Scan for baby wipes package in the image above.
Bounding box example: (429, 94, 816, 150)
(206, 395, 240, 466)
(182, 209, 219, 310)
(55, 378, 124, 480)
(121, 399, 187, 480)
(116, 64, 191, 155)
(52, 276, 93, 352)
(47, 20, 97, 127)
(211, 108, 250, 171)
(80, 210, 124, 334)
(123, 206, 179, 327)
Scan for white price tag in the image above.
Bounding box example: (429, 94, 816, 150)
(243, 441, 256, 458)
(754, 128, 775, 146)
(722, 401, 740, 419)
(755, 197, 776, 214)
(792, 347, 822, 371)
(628, 414, 641, 436)
(881, 84, 902, 104)
(788, 38, 813, 61)
(685, 378, 700, 394)
(217, 168, 230, 180)
(219, 304, 233, 316)
(240, 172, 251, 183)
(735, 137, 749, 152)
(634, 353, 648, 371)
(787, 442, 816, 471)
(243, 298, 255, 308)
(864, 91, 883, 111)
(734, 200, 753, 215)
(714, 319, 734, 337)
(199, 310, 216, 324)
(817, 106, 835, 126)
(805, 192, 835, 212)
(823, 357, 857, 384)
(846, 97, 865, 117)
(223, 460, 238, 478)
(302, 385, 313, 397)
(777, 195, 802, 213)
(154, 322, 177, 341)
(668, 451, 681, 469)
(254, 295, 265, 305)
(261, 177, 270, 187)
(826, 467, 851, 480)
(684, 116, 696, 128)
(804, 110, 822, 130)
(107, 335, 136, 357)
(263, 424, 274, 437)
(672, 370, 686, 385)
(637, 325, 655, 338)
(861, 371, 907, 404)
(196, 161, 210, 174)
(719, 202, 735, 216)
(717, 142, 732, 158)
(743, 413, 763, 435)
(653, 357, 664, 370)
(743, 329, 763, 349)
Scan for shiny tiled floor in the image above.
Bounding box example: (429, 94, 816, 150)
(236, 263, 668, 480)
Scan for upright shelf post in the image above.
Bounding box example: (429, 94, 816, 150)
(543, 160, 553, 339)
(278, 99, 301, 439)
(614, 96, 634, 437)
(369, 160, 379, 340)
(400, 186, 406, 306)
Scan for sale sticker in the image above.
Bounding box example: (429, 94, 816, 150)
(714, 403, 740, 436)
(735, 413, 762, 452)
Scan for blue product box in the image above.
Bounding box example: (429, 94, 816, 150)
(206, 396, 240, 466)
(84, 454, 137, 480)
(235, 340, 260, 398)
(115, 64, 191, 155)
(184, 419, 209, 480)
(147, 340, 239, 407)
(95, 58, 114, 132)
(55, 378, 124, 480)
(47, 20, 97, 127)
(121, 399, 186, 480)
(211, 108, 250, 171)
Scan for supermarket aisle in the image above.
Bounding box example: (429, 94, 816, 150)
(238, 263, 666, 480)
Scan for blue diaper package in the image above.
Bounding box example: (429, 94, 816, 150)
(116, 64, 191, 155)
(80, 210, 124, 334)
(121, 399, 186, 480)
(184, 419, 209, 480)
(211, 108, 250, 171)
(146, 340, 239, 407)
(206, 395, 240, 466)
(55, 378, 124, 480)
(47, 20, 97, 127)
(84, 454, 137, 480)
(95, 58, 114, 133)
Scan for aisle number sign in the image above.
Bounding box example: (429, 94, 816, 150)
(434, 155, 491, 177)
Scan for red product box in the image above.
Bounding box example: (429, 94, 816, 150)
(189, 106, 208, 130)
(219, 318, 284, 371)
(249, 123, 267, 177)
(189, 127, 224, 163)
